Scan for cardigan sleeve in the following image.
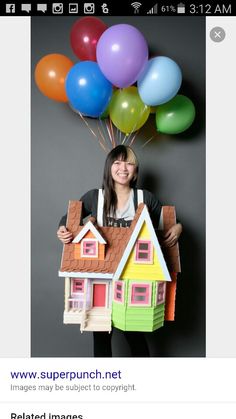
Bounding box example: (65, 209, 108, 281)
(143, 189, 162, 230)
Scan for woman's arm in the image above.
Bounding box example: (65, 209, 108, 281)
(143, 189, 162, 230)
(57, 225, 73, 244)
(162, 223, 183, 247)
(143, 189, 182, 247)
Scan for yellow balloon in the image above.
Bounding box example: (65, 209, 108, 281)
(109, 86, 150, 134)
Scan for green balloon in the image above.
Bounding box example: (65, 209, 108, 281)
(156, 95, 196, 134)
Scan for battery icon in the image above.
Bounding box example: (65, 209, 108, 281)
(177, 3, 185, 13)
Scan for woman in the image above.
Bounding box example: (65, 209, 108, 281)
(57, 145, 182, 356)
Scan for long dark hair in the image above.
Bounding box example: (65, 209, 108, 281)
(102, 145, 139, 225)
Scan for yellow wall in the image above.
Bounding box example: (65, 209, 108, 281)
(121, 222, 168, 281)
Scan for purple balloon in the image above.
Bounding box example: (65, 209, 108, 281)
(96, 24, 148, 88)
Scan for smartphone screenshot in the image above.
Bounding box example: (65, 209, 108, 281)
(0, 1, 235, 418)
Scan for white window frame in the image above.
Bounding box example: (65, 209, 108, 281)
(81, 238, 98, 258)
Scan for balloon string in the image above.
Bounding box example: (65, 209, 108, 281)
(106, 118, 115, 148)
(105, 119, 113, 145)
(109, 118, 116, 147)
(102, 118, 112, 149)
(129, 129, 140, 147)
(78, 112, 97, 139)
(97, 120, 107, 147)
(78, 112, 107, 152)
(121, 134, 126, 145)
(97, 123, 110, 153)
(98, 119, 112, 151)
(141, 135, 156, 148)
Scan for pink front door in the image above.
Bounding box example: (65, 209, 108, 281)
(93, 284, 106, 307)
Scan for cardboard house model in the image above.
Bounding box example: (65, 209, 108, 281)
(59, 201, 181, 332)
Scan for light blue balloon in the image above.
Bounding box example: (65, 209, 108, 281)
(65, 61, 112, 118)
(137, 56, 182, 106)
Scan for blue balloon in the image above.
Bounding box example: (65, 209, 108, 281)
(137, 56, 182, 106)
(65, 61, 112, 117)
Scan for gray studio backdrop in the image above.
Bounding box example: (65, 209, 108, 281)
(31, 16, 205, 357)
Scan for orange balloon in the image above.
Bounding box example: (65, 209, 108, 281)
(35, 54, 74, 102)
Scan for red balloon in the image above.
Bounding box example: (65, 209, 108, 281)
(70, 17, 107, 61)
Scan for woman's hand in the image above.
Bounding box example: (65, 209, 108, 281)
(57, 225, 73, 244)
(162, 223, 182, 248)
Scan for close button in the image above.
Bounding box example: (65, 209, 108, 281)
(210, 27, 226, 42)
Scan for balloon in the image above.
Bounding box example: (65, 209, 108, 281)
(109, 87, 150, 134)
(70, 17, 107, 61)
(99, 89, 118, 119)
(35, 54, 74, 102)
(96, 24, 148, 88)
(150, 106, 157, 114)
(100, 107, 109, 120)
(65, 61, 112, 118)
(155, 95, 196, 134)
(138, 56, 182, 106)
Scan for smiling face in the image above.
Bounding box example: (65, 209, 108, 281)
(102, 145, 139, 194)
(111, 158, 137, 187)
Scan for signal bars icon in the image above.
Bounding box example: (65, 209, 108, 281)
(131, 2, 142, 13)
(147, 3, 158, 14)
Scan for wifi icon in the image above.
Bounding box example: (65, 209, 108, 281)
(131, 2, 142, 13)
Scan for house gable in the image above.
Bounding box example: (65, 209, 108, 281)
(72, 220, 106, 261)
(72, 220, 106, 244)
(74, 230, 105, 260)
(113, 205, 171, 282)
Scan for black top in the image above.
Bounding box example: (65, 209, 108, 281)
(59, 188, 162, 229)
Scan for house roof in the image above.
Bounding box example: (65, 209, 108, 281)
(60, 201, 142, 275)
(59, 201, 180, 276)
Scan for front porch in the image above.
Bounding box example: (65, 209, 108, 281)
(64, 307, 112, 332)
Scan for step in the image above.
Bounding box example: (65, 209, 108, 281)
(82, 323, 112, 332)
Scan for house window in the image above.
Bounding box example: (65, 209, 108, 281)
(72, 279, 84, 293)
(135, 240, 153, 263)
(130, 283, 151, 306)
(114, 281, 124, 303)
(156, 282, 166, 305)
(81, 239, 98, 258)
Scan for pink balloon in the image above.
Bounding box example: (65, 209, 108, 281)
(96, 24, 148, 88)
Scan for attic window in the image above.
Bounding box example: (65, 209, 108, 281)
(81, 239, 98, 258)
(156, 282, 166, 305)
(135, 240, 153, 264)
(130, 283, 151, 306)
(114, 281, 124, 303)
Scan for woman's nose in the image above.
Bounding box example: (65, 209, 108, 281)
(120, 162, 127, 170)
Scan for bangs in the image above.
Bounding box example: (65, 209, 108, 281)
(126, 147, 138, 165)
(111, 145, 138, 166)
